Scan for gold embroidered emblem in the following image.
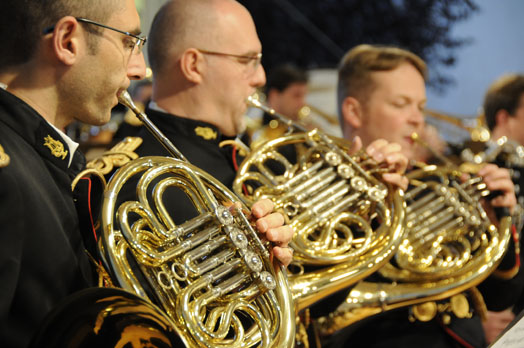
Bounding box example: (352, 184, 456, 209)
(86, 137, 143, 174)
(195, 126, 217, 140)
(43, 135, 68, 160)
(0, 144, 10, 168)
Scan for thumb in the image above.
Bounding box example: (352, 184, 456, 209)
(348, 135, 362, 155)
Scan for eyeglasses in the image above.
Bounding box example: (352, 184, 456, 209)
(43, 17, 147, 55)
(197, 49, 262, 73)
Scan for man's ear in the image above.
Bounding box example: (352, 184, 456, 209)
(267, 88, 280, 104)
(180, 48, 204, 84)
(341, 96, 363, 129)
(495, 109, 510, 129)
(52, 16, 81, 66)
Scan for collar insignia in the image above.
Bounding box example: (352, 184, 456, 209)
(43, 135, 68, 160)
(195, 126, 217, 140)
(0, 144, 10, 168)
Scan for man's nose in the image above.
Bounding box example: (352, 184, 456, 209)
(127, 51, 147, 80)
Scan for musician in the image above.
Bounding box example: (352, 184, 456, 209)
(326, 44, 518, 348)
(252, 63, 309, 165)
(263, 64, 309, 123)
(0, 0, 147, 347)
(94, 0, 292, 267)
(481, 74, 524, 343)
(484, 74, 524, 148)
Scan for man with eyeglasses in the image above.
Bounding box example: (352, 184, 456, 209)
(106, 0, 296, 268)
(0, 0, 146, 347)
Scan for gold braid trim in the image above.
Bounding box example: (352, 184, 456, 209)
(86, 137, 143, 175)
(296, 316, 310, 348)
(493, 264, 520, 279)
(86, 251, 114, 288)
(493, 226, 520, 279)
(219, 139, 250, 157)
(469, 287, 488, 322)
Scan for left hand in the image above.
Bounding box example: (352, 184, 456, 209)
(483, 309, 515, 344)
(251, 198, 294, 267)
(365, 138, 409, 190)
(478, 163, 516, 218)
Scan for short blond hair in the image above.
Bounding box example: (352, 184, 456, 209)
(337, 44, 427, 122)
(483, 74, 524, 130)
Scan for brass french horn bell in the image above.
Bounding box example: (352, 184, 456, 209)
(87, 91, 297, 347)
(235, 96, 406, 312)
(314, 132, 512, 335)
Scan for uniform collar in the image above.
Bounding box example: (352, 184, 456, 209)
(147, 101, 231, 145)
(45, 120, 79, 167)
(0, 88, 83, 171)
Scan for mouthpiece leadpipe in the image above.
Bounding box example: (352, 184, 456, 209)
(118, 90, 187, 162)
(246, 95, 307, 133)
(411, 132, 454, 167)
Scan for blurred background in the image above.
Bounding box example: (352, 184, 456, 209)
(78, 0, 524, 153)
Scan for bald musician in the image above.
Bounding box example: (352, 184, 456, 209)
(108, 0, 409, 268)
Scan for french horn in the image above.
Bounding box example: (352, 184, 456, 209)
(314, 141, 512, 335)
(234, 97, 406, 312)
(93, 91, 296, 347)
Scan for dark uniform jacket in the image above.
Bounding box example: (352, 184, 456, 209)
(0, 89, 95, 348)
(135, 106, 240, 187)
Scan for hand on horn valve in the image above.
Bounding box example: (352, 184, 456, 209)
(251, 198, 294, 267)
(363, 138, 409, 191)
(478, 163, 516, 220)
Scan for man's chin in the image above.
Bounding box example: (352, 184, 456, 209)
(87, 111, 111, 127)
(234, 119, 247, 136)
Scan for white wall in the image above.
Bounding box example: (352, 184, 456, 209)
(135, 0, 169, 63)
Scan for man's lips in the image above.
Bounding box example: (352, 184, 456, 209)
(404, 136, 415, 145)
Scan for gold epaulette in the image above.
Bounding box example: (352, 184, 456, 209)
(86, 136, 143, 175)
(0, 143, 10, 168)
(468, 287, 488, 322)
